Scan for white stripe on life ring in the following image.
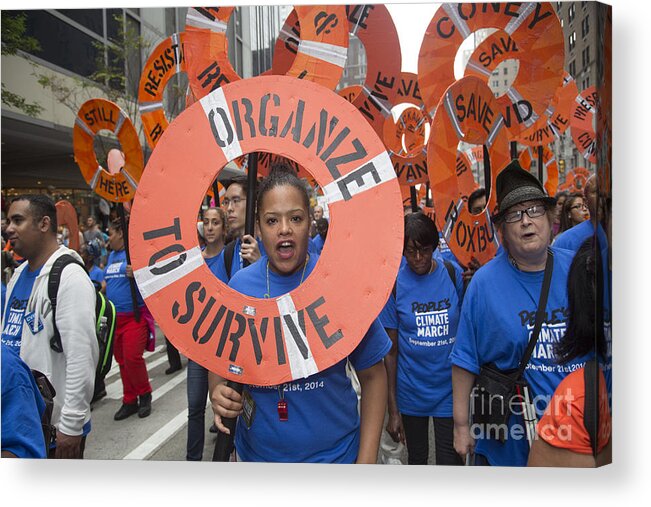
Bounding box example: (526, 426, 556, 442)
(323, 152, 396, 205)
(134, 246, 204, 299)
(297, 40, 348, 69)
(186, 8, 228, 33)
(504, 3, 537, 35)
(443, 4, 471, 39)
(139, 101, 164, 114)
(199, 87, 244, 162)
(276, 293, 319, 380)
(75, 116, 95, 137)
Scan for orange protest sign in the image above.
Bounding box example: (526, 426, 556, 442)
(418, 3, 563, 117)
(559, 166, 591, 193)
(427, 76, 510, 266)
(338, 85, 363, 104)
(55, 200, 80, 253)
(516, 72, 578, 146)
(385, 107, 428, 157)
(128, 75, 403, 386)
(185, 6, 348, 101)
(383, 73, 430, 186)
(138, 32, 186, 149)
(518, 145, 559, 197)
(72, 99, 144, 203)
(570, 86, 598, 164)
(273, 5, 400, 137)
(464, 24, 564, 138)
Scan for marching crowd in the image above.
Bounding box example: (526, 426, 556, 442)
(1, 159, 611, 466)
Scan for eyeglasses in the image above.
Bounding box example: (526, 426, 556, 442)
(503, 205, 547, 223)
(222, 196, 245, 207)
(570, 203, 588, 210)
(404, 245, 434, 257)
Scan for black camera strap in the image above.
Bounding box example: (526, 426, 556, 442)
(515, 249, 554, 380)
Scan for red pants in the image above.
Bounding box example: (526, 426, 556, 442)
(114, 312, 152, 404)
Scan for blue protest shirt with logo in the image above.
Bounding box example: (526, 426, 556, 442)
(1, 344, 46, 458)
(104, 249, 144, 313)
(450, 246, 587, 466)
(228, 253, 391, 463)
(380, 259, 463, 417)
(1, 265, 42, 351)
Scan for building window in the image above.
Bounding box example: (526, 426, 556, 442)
(20, 10, 102, 78)
(557, 2, 562, 12)
(493, 80, 499, 88)
(582, 15, 590, 37)
(582, 46, 590, 69)
(503, 67, 508, 75)
(504, 80, 508, 86)
(569, 31, 576, 52)
(569, 60, 576, 77)
(569, 3, 576, 22)
(582, 76, 590, 90)
(58, 9, 103, 37)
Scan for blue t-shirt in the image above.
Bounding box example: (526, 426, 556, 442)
(450, 246, 588, 466)
(312, 234, 325, 254)
(88, 265, 104, 286)
(553, 220, 608, 253)
(1, 265, 42, 352)
(104, 249, 144, 313)
(1, 344, 47, 458)
(380, 259, 464, 417)
(1, 282, 6, 316)
(204, 252, 224, 280)
(228, 253, 391, 463)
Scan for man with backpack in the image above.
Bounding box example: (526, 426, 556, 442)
(2, 194, 98, 459)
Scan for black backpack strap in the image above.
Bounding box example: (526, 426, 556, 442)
(48, 254, 86, 353)
(583, 359, 599, 458)
(223, 240, 236, 282)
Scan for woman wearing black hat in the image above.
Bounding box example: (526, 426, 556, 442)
(449, 161, 589, 467)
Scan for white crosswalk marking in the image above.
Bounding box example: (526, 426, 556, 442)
(122, 409, 188, 460)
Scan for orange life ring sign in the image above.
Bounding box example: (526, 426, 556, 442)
(387, 108, 427, 157)
(570, 86, 598, 163)
(338, 85, 363, 104)
(186, 6, 348, 100)
(559, 167, 590, 193)
(464, 23, 564, 138)
(55, 200, 80, 253)
(427, 76, 510, 266)
(516, 72, 578, 146)
(129, 75, 403, 386)
(72, 99, 144, 203)
(518, 145, 559, 197)
(138, 32, 186, 149)
(183, 7, 239, 101)
(274, 5, 400, 137)
(383, 73, 430, 186)
(418, 3, 562, 116)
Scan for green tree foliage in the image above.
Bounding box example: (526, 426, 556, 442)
(1, 12, 44, 116)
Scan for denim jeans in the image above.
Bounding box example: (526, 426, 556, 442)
(186, 359, 209, 461)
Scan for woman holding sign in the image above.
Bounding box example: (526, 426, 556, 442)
(209, 169, 391, 463)
(380, 212, 465, 465)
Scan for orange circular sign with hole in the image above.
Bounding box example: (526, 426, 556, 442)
(72, 99, 144, 203)
(138, 32, 187, 149)
(465, 26, 564, 138)
(427, 76, 510, 266)
(418, 2, 563, 117)
(273, 5, 401, 137)
(185, 6, 348, 101)
(382, 73, 430, 186)
(129, 75, 403, 386)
